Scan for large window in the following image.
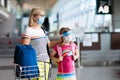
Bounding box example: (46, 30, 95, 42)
(50, 0, 112, 33)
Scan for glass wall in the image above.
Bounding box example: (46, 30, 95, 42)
(50, 0, 112, 34)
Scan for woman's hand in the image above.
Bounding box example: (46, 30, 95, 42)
(20, 37, 30, 45)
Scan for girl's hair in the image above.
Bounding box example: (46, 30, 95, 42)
(28, 8, 44, 26)
(59, 27, 71, 35)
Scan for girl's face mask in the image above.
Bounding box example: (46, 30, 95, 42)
(37, 16, 45, 25)
(63, 35, 73, 43)
(61, 31, 75, 43)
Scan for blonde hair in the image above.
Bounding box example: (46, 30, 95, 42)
(28, 8, 44, 26)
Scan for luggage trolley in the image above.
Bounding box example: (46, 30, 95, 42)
(14, 62, 48, 80)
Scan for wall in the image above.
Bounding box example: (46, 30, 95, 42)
(81, 33, 120, 66)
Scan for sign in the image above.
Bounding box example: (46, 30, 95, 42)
(96, 0, 112, 14)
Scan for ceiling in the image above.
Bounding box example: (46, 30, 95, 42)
(18, 0, 57, 13)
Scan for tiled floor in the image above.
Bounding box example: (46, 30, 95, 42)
(0, 52, 120, 80)
(0, 66, 120, 80)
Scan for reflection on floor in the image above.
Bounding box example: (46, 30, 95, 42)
(0, 48, 120, 80)
(0, 57, 120, 80)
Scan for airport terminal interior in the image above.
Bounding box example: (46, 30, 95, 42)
(0, 0, 120, 80)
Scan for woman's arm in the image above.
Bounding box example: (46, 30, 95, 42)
(20, 37, 31, 45)
(20, 28, 31, 45)
(49, 40, 61, 48)
(48, 37, 62, 48)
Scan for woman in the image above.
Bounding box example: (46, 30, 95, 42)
(50, 27, 79, 80)
(21, 8, 60, 80)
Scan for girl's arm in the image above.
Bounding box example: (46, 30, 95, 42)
(73, 49, 79, 60)
(50, 49, 63, 62)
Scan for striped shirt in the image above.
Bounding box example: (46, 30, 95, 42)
(22, 27, 50, 62)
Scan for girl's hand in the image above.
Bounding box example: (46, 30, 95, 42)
(72, 55, 78, 61)
(58, 56, 63, 62)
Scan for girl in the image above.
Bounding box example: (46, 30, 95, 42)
(50, 27, 79, 80)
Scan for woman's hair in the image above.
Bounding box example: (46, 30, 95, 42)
(59, 27, 71, 35)
(28, 8, 44, 26)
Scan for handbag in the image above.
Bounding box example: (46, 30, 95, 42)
(14, 44, 39, 78)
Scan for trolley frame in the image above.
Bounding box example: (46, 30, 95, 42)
(14, 62, 49, 80)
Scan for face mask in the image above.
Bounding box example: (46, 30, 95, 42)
(63, 35, 73, 43)
(37, 17, 45, 25)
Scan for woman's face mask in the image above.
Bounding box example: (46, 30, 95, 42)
(37, 16, 45, 25)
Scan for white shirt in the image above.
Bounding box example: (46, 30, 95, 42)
(23, 27, 45, 37)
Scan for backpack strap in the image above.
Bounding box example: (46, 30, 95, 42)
(41, 27, 50, 57)
(41, 27, 52, 78)
(57, 43, 75, 57)
(41, 27, 47, 35)
(56, 45, 62, 56)
(70, 43, 75, 55)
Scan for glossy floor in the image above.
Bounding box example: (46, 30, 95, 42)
(0, 58, 120, 80)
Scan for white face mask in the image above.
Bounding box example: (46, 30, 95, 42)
(63, 35, 73, 43)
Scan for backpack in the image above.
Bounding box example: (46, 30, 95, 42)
(14, 44, 39, 78)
